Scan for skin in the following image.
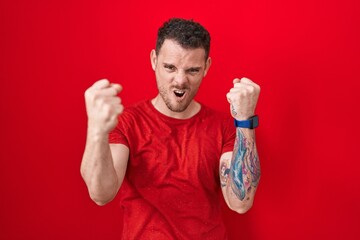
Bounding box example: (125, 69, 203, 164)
(150, 39, 211, 119)
(81, 39, 261, 213)
(221, 77, 261, 213)
(81, 79, 128, 205)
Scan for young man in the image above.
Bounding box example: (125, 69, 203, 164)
(81, 18, 261, 239)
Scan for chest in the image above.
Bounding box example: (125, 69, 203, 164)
(127, 121, 224, 191)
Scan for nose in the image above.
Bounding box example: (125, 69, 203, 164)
(173, 70, 188, 86)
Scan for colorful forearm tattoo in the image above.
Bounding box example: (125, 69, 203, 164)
(221, 128, 261, 201)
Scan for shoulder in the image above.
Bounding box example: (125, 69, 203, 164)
(116, 100, 151, 127)
(199, 103, 235, 134)
(124, 100, 150, 112)
(121, 100, 151, 117)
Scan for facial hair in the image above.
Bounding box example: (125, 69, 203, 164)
(157, 83, 194, 112)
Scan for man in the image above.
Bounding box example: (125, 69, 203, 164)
(81, 18, 261, 239)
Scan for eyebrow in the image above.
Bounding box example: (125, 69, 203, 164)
(163, 63, 202, 70)
(187, 67, 202, 71)
(163, 63, 175, 67)
(163, 62, 202, 72)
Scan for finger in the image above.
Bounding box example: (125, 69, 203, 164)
(106, 96, 121, 105)
(233, 83, 257, 93)
(92, 79, 110, 89)
(229, 88, 238, 93)
(226, 90, 232, 102)
(227, 93, 243, 103)
(233, 77, 254, 85)
(233, 78, 241, 84)
(229, 87, 244, 93)
(226, 92, 236, 102)
(97, 87, 120, 97)
(240, 77, 254, 84)
(233, 82, 248, 88)
(110, 83, 123, 94)
(113, 104, 124, 115)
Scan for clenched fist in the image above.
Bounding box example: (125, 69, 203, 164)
(226, 77, 260, 121)
(84, 79, 123, 136)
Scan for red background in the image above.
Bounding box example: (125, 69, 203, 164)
(1, 0, 360, 239)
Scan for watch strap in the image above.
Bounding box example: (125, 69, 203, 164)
(234, 115, 259, 129)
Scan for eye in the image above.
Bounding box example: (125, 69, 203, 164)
(188, 68, 200, 75)
(164, 64, 176, 72)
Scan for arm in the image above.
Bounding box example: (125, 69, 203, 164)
(80, 79, 128, 206)
(221, 77, 261, 213)
(81, 135, 129, 206)
(220, 128, 260, 213)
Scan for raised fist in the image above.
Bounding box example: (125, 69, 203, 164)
(226, 77, 260, 121)
(84, 79, 123, 135)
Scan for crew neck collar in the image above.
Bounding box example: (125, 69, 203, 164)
(146, 99, 204, 122)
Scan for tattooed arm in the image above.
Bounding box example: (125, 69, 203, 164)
(221, 77, 261, 213)
(220, 128, 260, 213)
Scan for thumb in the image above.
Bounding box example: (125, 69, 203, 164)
(92, 79, 110, 89)
(110, 83, 123, 94)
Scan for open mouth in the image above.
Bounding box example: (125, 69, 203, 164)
(174, 90, 186, 98)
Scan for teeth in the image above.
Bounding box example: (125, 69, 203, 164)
(174, 90, 185, 98)
(174, 90, 185, 94)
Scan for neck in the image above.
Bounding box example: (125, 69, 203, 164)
(151, 95, 201, 119)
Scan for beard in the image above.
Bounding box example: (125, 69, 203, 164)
(157, 84, 196, 113)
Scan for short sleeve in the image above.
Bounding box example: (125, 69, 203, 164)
(108, 113, 130, 147)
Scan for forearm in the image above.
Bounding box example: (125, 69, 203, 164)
(81, 131, 120, 205)
(221, 128, 261, 213)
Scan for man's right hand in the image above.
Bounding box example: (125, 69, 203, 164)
(84, 79, 123, 136)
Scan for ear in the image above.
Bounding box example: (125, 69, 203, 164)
(150, 49, 157, 71)
(203, 57, 212, 77)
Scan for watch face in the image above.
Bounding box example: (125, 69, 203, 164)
(252, 116, 259, 128)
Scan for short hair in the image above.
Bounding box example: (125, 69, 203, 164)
(155, 18, 211, 59)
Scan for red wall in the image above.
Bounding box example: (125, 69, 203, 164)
(1, 0, 360, 239)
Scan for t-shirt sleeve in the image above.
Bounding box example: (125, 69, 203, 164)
(108, 113, 130, 147)
(221, 115, 236, 154)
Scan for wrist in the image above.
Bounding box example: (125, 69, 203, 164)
(234, 112, 255, 121)
(234, 115, 259, 129)
(87, 125, 109, 142)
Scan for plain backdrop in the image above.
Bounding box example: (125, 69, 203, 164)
(1, 0, 360, 239)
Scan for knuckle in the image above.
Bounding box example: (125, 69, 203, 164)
(97, 97, 106, 106)
(110, 113, 118, 121)
(86, 91, 99, 105)
(114, 96, 121, 104)
(104, 107, 115, 120)
(226, 92, 232, 99)
(110, 88, 116, 96)
(247, 85, 255, 94)
(239, 89, 247, 96)
(252, 82, 260, 91)
(102, 103, 110, 113)
(242, 77, 252, 83)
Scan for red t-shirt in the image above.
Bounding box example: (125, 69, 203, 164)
(109, 100, 235, 239)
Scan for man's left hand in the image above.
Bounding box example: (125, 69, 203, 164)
(226, 77, 260, 120)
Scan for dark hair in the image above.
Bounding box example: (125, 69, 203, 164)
(156, 18, 211, 59)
